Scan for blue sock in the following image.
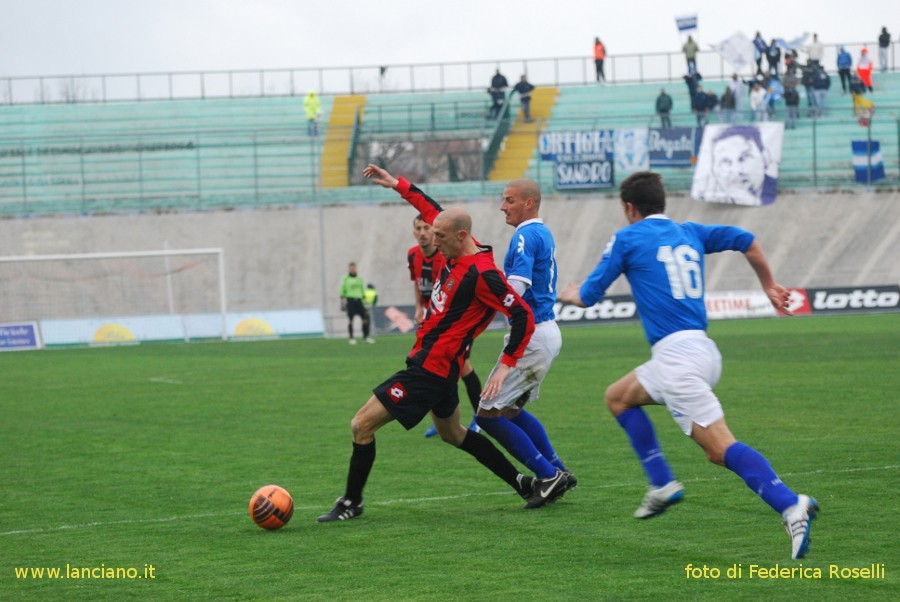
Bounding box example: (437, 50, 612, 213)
(476, 415, 557, 478)
(616, 408, 675, 487)
(724, 442, 799, 514)
(510, 410, 568, 471)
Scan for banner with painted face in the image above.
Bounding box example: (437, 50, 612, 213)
(691, 122, 784, 206)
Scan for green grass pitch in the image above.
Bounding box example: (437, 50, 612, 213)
(2, 314, 898, 601)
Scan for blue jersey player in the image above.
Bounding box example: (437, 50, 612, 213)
(475, 178, 576, 502)
(558, 171, 818, 559)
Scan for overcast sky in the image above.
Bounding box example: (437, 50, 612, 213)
(0, 0, 893, 76)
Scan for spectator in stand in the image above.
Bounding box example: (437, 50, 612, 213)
(783, 66, 799, 93)
(304, 91, 321, 136)
(812, 65, 832, 117)
(804, 34, 824, 67)
(693, 84, 708, 126)
(784, 49, 799, 75)
(753, 32, 767, 77)
(857, 49, 874, 93)
(749, 82, 768, 122)
(766, 39, 782, 76)
(783, 84, 800, 130)
(800, 60, 817, 115)
(837, 46, 853, 94)
(766, 77, 784, 119)
(720, 86, 736, 123)
(849, 73, 866, 96)
(728, 74, 745, 121)
(511, 74, 535, 122)
(683, 69, 702, 102)
(594, 38, 607, 83)
(488, 69, 509, 119)
(705, 89, 719, 123)
(656, 88, 673, 128)
(682, 36, 700, 73)
(878, 27, 891, 73)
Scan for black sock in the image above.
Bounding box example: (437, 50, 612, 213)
(457, 430, 520, 492)
(362, 318, 370, 338)
(345, 440, 376, 503)
(462, 371, 482, 413)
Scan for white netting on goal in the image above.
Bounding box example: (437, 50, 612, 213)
(0, 249, 225, 330)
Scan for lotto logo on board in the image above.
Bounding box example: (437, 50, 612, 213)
(782, 289, 812, 316)
(388, 383, 407, 403)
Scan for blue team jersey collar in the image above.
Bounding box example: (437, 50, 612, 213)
(645, 214, 670, 221)
(515, 218, 544, 231)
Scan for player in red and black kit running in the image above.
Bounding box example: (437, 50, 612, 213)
(409, 214, 483, 437)
(317, 175, 569, 523)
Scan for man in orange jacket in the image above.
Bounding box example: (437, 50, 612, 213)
(594, 38, 606, 83)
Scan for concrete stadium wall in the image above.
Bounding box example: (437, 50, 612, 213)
(1, 189, 898, 336)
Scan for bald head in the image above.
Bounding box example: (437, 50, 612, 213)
(501, 178, 542, 227)
(507, 178, 541, 205)
(432, 207, 475, 260)
(435, 206, 472, 233)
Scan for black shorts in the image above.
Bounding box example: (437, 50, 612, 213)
(346, 298, 368, 319)
(373, 363, 460, 430)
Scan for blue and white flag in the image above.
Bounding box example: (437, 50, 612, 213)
(675, 14, 698, 33)
(614, 128, 650, 172)
(774, 33, 810, 51)
(711, 32, 755, 71)
(852, 141, 885, 183)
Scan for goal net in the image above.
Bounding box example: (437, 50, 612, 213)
(0, 248, 226, 345)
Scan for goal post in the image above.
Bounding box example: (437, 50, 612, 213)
(0, 248, 227, 345)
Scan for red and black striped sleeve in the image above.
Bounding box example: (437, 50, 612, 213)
(395, 177, 483, 247)
(395, 177, 442, 225)
(477, 266, 535, 366)
(407, 247, 418, 281)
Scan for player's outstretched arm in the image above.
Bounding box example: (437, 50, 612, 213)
(363, 164, 399, 189)
(744, 240, 793, 315)
(557, 282, 586, 307)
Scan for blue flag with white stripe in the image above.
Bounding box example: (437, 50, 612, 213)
(852, 140, 885, 183)
(676, 14, 698, 33)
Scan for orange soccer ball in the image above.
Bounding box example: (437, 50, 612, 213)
(249, 485, 294, 530)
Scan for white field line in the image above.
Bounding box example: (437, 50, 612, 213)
(148, 377, 184, 385)
(1, 464, 896, 537)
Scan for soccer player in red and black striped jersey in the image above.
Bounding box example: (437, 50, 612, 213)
(409, 214, 484, 437)
(317, 188, 557, 522)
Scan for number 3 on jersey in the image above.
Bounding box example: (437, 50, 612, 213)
(657, 245, 702, 299)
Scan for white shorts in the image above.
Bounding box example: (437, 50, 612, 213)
(480, 320, 562, 411)
(634, 330, 724, 435)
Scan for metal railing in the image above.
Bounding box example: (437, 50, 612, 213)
(2, 43, 895, 105)
(1, 109, 895, 217)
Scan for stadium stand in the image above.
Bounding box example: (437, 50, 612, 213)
(0, 73, 897, 217)
(0, 96, 331, 214)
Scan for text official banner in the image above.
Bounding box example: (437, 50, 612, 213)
(555, 158, 614, 189)
(0, 322, 41, 351)
(538, 130, 615, 190)
(648, 127, 698, 167)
